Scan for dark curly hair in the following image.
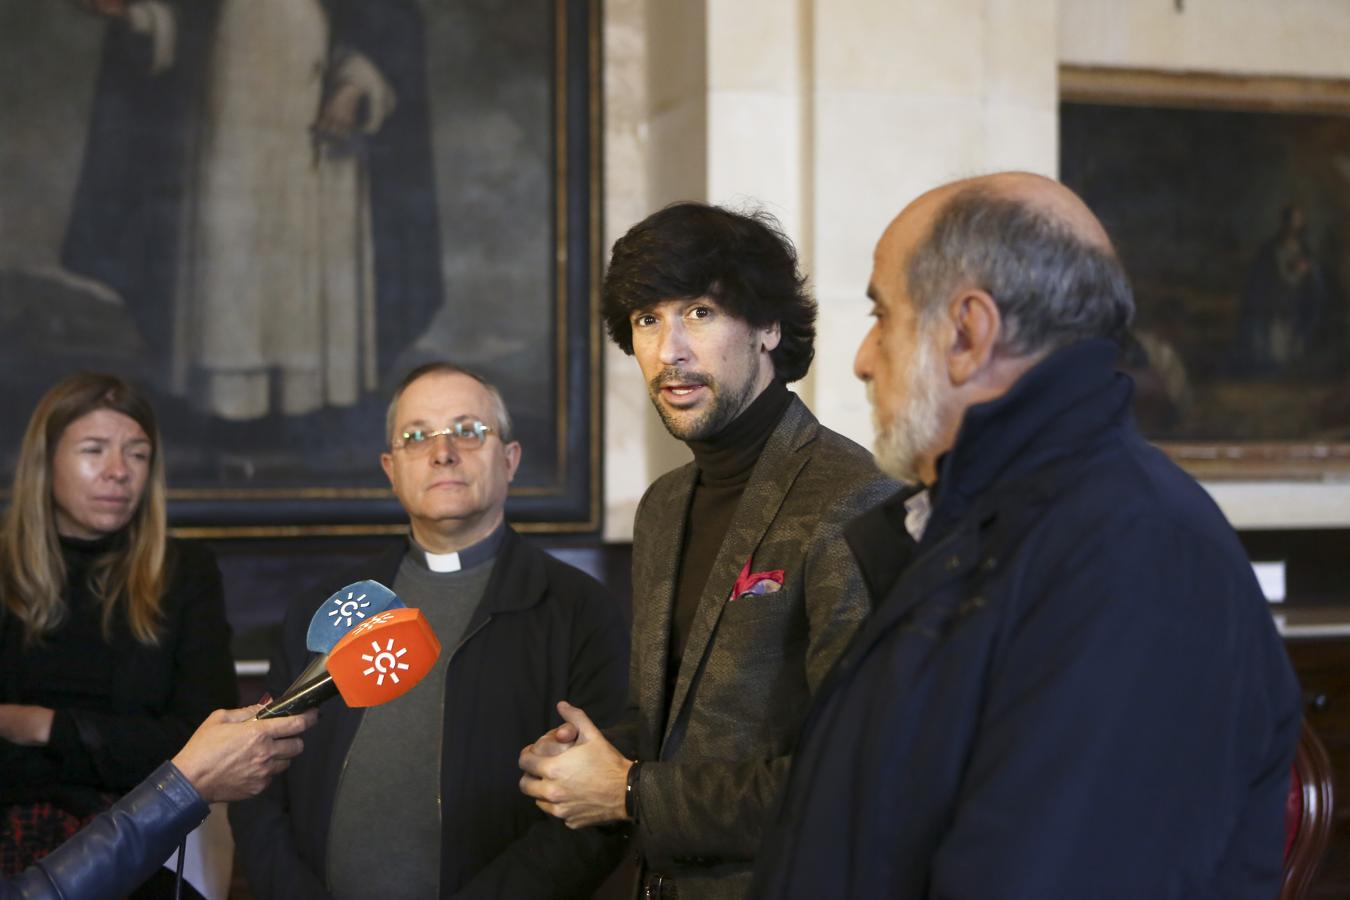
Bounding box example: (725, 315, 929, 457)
(601, 203, 817, 382)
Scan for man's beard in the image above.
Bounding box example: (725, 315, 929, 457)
(649, 366, 760, 442)
(870, 331, 945, 485)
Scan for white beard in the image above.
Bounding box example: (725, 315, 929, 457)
(869, 332, 945, 486)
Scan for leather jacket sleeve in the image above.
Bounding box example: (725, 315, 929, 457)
(4, 762, 208, 900)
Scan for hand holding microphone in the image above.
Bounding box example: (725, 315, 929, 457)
(172, 706, 319, 803)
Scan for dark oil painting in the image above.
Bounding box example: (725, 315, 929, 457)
(0, 0, 599, 531)
(1061, 100, 1350, 469)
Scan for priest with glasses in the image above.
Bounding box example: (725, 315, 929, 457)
(230, 362, 629, 900)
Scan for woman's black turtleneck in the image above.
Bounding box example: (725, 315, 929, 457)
(13, 534, 125, 711)
(667, 378, 793, 697)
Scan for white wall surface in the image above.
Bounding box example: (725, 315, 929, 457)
(601, 0, 1350, 538)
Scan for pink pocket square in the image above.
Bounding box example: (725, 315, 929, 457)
(730, 557, 785, 601)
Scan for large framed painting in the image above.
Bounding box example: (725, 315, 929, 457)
(0, 0, 601, 534)
(1060, 67, 1350, 479)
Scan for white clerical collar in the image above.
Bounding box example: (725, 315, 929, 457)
(904, 489, 932, 543)
(425, 550, 463, 573)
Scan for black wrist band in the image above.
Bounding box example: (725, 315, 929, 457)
(625, 760, 642, 821)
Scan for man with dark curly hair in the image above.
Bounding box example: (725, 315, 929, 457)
(519, 202, 897, 899)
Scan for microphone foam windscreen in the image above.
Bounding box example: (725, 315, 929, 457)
(307, 580, 405, 653)
(327, 608, 442, 708)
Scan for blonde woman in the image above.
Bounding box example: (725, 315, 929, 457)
(0, 374, 236, 894)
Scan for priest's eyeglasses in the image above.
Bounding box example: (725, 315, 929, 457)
(392, 417, 494, 453)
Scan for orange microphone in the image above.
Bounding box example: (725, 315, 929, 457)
(256, 609, 441, 719)
(327, 608, 441, 706)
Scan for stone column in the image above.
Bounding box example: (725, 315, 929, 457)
(809, 0, 1059, 446)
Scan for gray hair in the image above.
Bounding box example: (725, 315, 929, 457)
(907, 186, 1134, 355)
(385, 362, 515, 446)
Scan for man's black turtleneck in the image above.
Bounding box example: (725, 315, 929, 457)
(668, 378, 793, 700)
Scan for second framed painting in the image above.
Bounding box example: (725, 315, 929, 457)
(1060, 66, 1350, 479)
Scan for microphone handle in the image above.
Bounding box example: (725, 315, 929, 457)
(254, 674, 339, 720)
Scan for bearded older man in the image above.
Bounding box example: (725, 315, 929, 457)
(752, 172, 1301, 900)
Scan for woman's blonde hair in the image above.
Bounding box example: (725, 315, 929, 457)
(1, 373, 169, 645)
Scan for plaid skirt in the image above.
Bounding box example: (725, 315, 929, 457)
(0, 798, 108, 873)
(0, 798, 206, 898)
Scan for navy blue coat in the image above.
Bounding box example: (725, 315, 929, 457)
(753, 340, 1301, 899)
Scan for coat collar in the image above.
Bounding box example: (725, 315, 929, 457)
(658, 395, 820, 748)
(925, 338, 1133, 538)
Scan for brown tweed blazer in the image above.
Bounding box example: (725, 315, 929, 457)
(609, 396, 897, 900)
